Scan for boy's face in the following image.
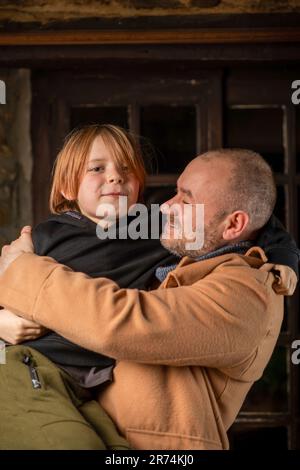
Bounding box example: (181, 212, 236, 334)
(77, 135, 140, 223)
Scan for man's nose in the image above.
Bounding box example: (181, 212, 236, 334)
(160, 201, 171, 214)
(161, 197, 176, 215)
(161, 194, 177, 213)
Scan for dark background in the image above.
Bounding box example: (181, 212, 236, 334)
(0, 0, 300, 450)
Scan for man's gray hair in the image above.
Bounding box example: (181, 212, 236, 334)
(199, 148, 277, 231)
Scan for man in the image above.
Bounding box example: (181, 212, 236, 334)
(0, 149, 299, 450)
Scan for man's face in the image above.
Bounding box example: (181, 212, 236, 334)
(160, 157, 230, 258)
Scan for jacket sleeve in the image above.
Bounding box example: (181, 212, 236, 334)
(256, 214, 300, 278)
(0, 253, 271, 368)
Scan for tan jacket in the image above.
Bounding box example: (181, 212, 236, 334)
(0, 247, 297, 450)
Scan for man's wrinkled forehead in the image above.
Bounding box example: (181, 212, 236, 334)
(180, 158, 232, 207)
(176, 174, 194, 199)
(178, 160, 213, 198)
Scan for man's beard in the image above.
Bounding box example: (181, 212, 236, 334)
(160, 219, 224, 259)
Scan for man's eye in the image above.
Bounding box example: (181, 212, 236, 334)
(174, 188, 188, 203)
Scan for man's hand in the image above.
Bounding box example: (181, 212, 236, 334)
(0, 226, 34, 276)
(0, 308, 48, 345)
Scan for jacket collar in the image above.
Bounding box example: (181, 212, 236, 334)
(161, 246, 297, 296)
(162, 246, 266, 288)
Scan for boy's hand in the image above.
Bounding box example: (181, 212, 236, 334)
(0, 226, 34, 276)
(0, 308, 48, 345)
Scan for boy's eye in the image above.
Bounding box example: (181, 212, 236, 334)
(88, 166, 104, 173)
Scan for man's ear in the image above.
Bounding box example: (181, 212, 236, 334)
(222, 211, 250, 241)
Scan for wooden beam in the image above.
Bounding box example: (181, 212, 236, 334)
(0, 28, 300, 46)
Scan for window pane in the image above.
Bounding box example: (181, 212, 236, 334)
(144, 186, 175, 207)
(296, 107, 300, 174)
(141, 106, 196, 174)
(228, 425, 288, 450)
(70, 106, 128, 130)
(241, 346, 288, 412)
(274, 185, 287, 227)
(226, 107, 285, 173)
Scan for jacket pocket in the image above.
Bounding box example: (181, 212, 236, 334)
(126, 428, 223, 450)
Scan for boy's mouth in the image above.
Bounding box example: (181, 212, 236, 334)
(101, 192, 126, 197)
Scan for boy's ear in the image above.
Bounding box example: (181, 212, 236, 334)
(61, 190, 73, 201)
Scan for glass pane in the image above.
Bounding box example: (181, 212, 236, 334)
(141, 106, 196, 174)
(70, 106, 128, 130)
(143, 186, 175, 207)
(274, 185, 287, 227)
(226, 107, 285, 173)
(241, 346, 288, 412)
(228, 425, 288, 450)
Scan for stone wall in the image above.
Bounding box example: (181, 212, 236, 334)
(0, 0, 299, 24)
(0, 69, 32, 247)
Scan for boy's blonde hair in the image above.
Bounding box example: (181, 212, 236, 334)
(50, 124, 146, 214)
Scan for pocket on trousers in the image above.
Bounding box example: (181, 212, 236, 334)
(41, 420, 106, 450)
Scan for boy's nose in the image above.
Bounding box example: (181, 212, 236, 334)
(107, 173, 124, 184)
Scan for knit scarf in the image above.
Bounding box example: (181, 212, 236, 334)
(155, 241, 253, 283)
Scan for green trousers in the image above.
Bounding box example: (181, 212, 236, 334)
(0, 345, 130, 450)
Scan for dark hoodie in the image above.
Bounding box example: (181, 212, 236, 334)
(24, 210, 178, 385)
